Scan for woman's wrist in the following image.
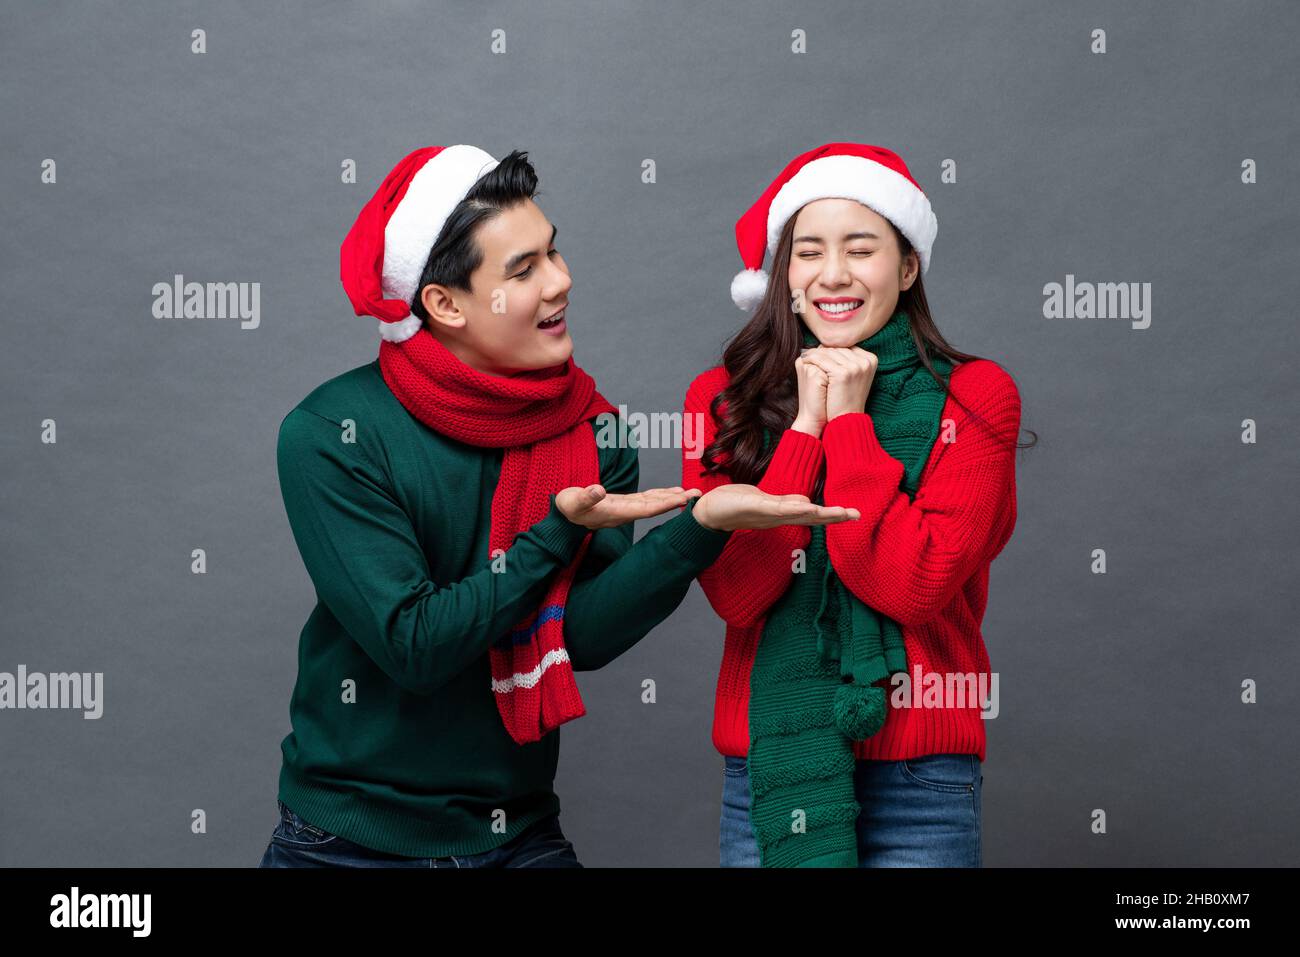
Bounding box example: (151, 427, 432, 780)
(790, 417, 823, 439)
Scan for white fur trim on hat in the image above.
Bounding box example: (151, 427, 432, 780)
(766, 154, 937, 274)
(378, 315, 423, 343)
(381, 144, 500, 307)
(731, 268, 770, 311)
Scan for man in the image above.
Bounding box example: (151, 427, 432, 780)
(258, 145, 856, 867)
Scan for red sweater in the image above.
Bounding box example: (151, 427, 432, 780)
(681, 358, 1021, 763)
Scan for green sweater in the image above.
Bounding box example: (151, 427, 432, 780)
(273, 359, 733, 857)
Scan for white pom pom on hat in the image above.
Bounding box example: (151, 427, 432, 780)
(729, 142, 938, 311)
(340, 144, 500, 343)
(730, 268, 771, 312)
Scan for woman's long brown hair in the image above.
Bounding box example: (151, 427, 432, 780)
(700, 214, 1037, 499)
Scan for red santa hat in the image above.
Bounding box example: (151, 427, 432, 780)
(340, 144, 500, 342)
(729, 142, 938, 311)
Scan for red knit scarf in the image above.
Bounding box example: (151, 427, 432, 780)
(378, 329, 617, 744)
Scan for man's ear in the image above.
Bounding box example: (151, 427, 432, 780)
(418, 282, 467, 332)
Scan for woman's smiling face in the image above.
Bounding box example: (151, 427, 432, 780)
(786, 197, 918, 346)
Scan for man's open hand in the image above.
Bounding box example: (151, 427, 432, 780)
(556, 484, 703, 530)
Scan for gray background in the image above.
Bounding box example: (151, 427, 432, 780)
(2, 0, 1297, 867)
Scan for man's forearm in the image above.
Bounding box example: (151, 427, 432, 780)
(563, 498, 733, 671)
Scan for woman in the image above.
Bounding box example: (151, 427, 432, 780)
(683, 142, 1035, 867)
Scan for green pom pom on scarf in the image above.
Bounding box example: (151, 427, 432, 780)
(833, 682, 887, 740)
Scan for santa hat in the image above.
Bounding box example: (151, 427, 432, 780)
(729, 142, 938, 311)
(340, 145, 500, 342)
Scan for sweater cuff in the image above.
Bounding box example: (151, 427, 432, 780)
(529, 494, 593, 560)
(656, 495, 734, 570)
(759, 428, 825, 495)
(821, 413, 898, 473)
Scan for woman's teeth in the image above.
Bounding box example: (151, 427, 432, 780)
(817, 300, 862, 314)
(538, 310, 565, 328)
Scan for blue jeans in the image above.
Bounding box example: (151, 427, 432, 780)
(720, 752, 982, 867)
(258, 799, 582, 868)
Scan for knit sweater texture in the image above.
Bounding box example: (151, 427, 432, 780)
(682, 357, 1021, 765)
(274, 359, 734, 857)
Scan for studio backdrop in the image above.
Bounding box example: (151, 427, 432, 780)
(1, 0, 1296, 866)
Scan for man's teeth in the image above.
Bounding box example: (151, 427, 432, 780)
(818, 300, 862, 314)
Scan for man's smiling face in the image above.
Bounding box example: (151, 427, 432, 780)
(418, 198, 573, 376)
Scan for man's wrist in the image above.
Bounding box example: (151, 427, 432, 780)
(664, 495, 733, 561)
(690, 492, 719, 530)
(531, 493, 592, 558)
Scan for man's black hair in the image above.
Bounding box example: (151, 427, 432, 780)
(409, 150, 540, 320)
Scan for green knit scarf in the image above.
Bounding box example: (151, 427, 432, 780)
(747, 307, 953, 867)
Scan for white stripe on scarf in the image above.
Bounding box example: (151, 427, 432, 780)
(491, 648, 572, 694)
